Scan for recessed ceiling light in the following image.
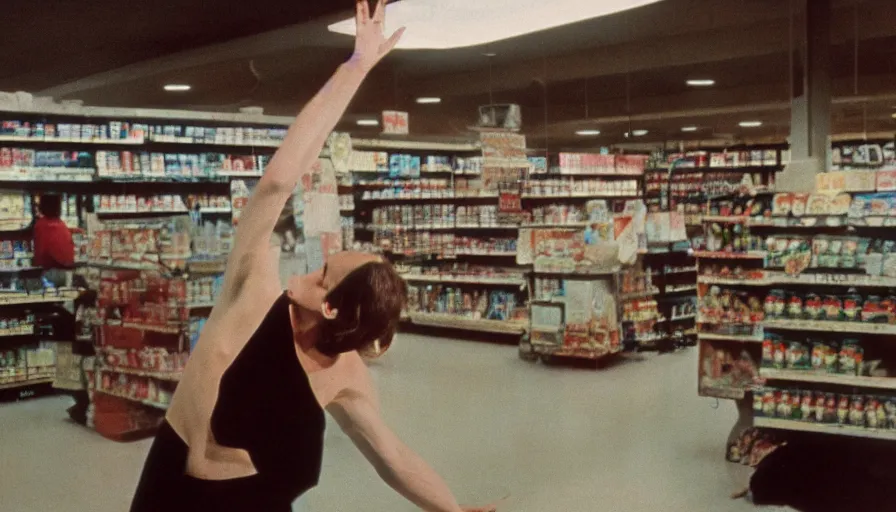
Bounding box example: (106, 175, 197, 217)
(483, 52, 498, 57)
(163, 84, 191, 92)
(328, 0, 663, 49)
(686, 79, 715, 87)
(631, 129, 649, 136)
(416, 97, 442, 104)
(681, 126, 698, 132)
(356, 119, 380, 126)
(576, 129, 601, 136)
(891, 112, 896, 119)
(739, 121, 763, 128)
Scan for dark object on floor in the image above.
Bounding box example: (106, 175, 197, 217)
(749, 437, 896, 511)
(66, 390, 89, 425)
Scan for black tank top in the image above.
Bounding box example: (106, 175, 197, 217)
(210, 292, 326, 501)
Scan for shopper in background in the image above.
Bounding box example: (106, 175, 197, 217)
(32, 194, 75, 287)
(130, 2, 497, 512)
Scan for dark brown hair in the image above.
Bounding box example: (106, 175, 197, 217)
(317, 261, 407, 357)
(39, 194, 62, 218)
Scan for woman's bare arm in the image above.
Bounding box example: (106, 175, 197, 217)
(328, 384, 465, 512)
(220, 0, 403, 302)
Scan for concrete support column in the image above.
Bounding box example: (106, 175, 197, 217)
(781, 0, 832, 192)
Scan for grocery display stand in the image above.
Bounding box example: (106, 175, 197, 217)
(518, 152, 655, 365)
(696, 167, 896, 455)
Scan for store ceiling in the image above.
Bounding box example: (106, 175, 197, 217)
(3, 0, 896, 149)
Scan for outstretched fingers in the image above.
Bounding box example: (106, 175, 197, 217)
(374, 0, 387, 23)
(356, 0, 370, 24)
(380, 26, 406, 55)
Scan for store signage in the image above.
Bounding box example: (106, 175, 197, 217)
(382, 111, 409, 135)
(480, 132, 527, 161)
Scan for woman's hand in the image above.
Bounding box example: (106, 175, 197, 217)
(462, 505, 498, 512)
(351, 0, 405, 72)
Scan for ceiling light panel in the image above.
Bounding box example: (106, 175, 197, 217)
(163, 84, 191, 92)
(686, 79, 715, 87)
(681, 126, 698, 132)
(357, 119, 380, 126)
(739, 121, 763, 128)
(328, 0, 664, 50)
(576, 130, 601, 136)
(416, 97, 442, 104)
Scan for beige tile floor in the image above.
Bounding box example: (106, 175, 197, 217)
(0, 334, 790, 512)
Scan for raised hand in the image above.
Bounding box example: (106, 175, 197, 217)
(351, 0, 405, 72)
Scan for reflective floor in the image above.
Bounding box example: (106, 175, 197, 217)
(0, 334, 790, 511)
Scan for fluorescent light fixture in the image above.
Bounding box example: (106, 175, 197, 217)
(739, 121, 763, 128)
(328, 0, 664, 50)
(631, 129, 649, 136)
(681, 126, 698, 132)
(686, 79, 715, 87)
(416, 97, 442, 104)
(163, 84, 191, 92)
(576, 129, 601, 136)
(356, 119, 380, 126)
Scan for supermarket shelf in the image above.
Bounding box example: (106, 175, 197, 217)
(701, 215, 751, 224)
(664, 285, 697, 295)
(0, 378, 54, 390)
(0, 292, 79, 305)
(665, 267, 698, 275)
(697, 276, 767, 286)
(186, 301, 216, 309)
(148, 135, 281, 148)
(760, 368, 896, 390)
(0, 325, 35, 337)
(521, 193, 641, 199)
(454, 224, 519, 230)
(521, 222, 589, 229)
(692, 251, 767, 260)
(0, 104, 294, 125)
(619, 289, 660, 301)
(366, 224, 455, 231)
(698, 272, 896, 288)
(96, 209, 189, 215)
(102, 367, 182, 382)
(659, 314, 697, 323)
(0, 167, 96, 182)
(0, 135, 145, 144)
(361, 194, 498, 202)
(763, 319, 896, 335)
(400, 274, 527, 286)
(116, 322, 184, 334)
(350, 138, 481, 152)
(409, 312, 527, 334)
(454, 251, 517, 257)
(95, 389, 170, 410)
(754, 417, 896, 441)
(698, 332, 764, 343)
(533, 268, 620, 277)
(0, 266, 42, 273)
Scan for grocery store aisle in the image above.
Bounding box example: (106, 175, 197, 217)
(0, 335, 783, 512)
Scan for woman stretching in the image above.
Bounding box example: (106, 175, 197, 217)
(130, 2, 493, 511)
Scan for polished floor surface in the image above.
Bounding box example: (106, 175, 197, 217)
(0, 334, 789, 512)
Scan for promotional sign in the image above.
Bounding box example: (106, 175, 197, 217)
(300, 158, 342, 271)
(480, 131, 527, 161)
(382, 111, 409, 135)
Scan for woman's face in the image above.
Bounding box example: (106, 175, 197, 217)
(287, 251, 381, 312)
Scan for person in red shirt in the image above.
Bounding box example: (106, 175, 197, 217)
(33, 194, 75, 276)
